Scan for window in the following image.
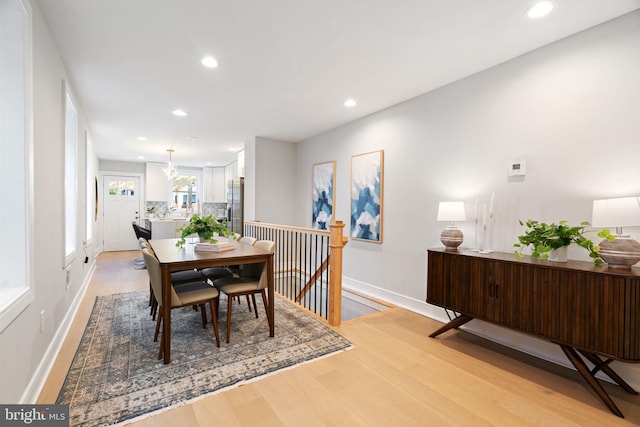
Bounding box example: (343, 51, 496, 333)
(108, 177, 136, 197)
(64, 90, 77, 265)
(86, 133, 93, 242)
(0, 0, 33, 332)
(172, 175, 198, 216)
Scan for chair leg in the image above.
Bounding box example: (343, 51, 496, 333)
(260, 290, 270, 323)
(154, 311, 163, 342)
(210, 298, 220, 347)
(157, 316, 164, 360)
(246, 295, 253, 313)
(226, 295, 233, 343)
(151, 299, 158, 319)
(251, 294, 259, 318)
(200, 303, 207, 328)
(158, 329, 164, 360)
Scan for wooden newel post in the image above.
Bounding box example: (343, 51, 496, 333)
(328, 220, 348, 326)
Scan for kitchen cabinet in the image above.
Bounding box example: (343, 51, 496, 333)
(145, 163, 170, 202)
(145, 219, 188, 239)
(203, 166, 226, 202)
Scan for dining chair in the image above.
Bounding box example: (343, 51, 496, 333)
(132, 222, 151, 269)
(142, 248, 221, 359)
(213, 239, 275, 343)
(200, 236, 258, 279)
(141, 239, 208, 318)
(200, 235, 258, 311)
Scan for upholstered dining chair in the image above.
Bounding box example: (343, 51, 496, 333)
(200, 236, 258, 311)
(140, 239, 208, 318)
(213, 239, 275, 343)
(142, 248, 221, 359)
(200, 236, 258, 280)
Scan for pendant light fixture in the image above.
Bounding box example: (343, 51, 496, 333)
(163, 148, 178, 180)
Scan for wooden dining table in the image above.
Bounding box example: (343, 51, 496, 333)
(149, 238, 275, 364)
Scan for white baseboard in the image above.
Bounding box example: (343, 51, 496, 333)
(20, 260, 96, 403)
(342, 275, 640, 389)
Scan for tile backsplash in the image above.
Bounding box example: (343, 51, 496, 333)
(203, 202, 228, 219)
(144, 200, 227, 219)
(144, 201, 167, 217)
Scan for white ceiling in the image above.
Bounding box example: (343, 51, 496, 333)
(36, 0, 640, 168)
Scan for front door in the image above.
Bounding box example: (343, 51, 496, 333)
(103, 175, 141, 251)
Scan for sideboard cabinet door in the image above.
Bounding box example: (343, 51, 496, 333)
(426, 251, 485, 317)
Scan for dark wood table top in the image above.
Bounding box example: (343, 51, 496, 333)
(150, 238, 272, 270)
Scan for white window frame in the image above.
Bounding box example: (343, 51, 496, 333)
(0, 0, 34, 333)
(64, 88, 78, 266)
(86, 132, 94, 243)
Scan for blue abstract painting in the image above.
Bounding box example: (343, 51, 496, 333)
(351, 150, 383, 242)
(312, 161, 335, 230)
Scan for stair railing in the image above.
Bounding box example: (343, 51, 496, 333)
(243, 220, 348, 325)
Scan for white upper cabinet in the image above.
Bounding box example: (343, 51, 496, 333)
(203, 166, 226, 202)
(145, 163, 169, 201)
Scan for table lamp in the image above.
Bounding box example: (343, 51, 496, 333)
(437, 201, 466, 250)
(592, 196, 640, 269)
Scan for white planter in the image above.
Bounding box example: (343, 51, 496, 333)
(548, 246, 568, 262)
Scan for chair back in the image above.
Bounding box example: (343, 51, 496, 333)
(141, 240, 154, 255)
(240, 240, 275, 289)
(238, 236, 257, 246)
(132, 221, 151, 240)
(142, 248, 180, 307)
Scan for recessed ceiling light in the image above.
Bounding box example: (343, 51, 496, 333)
(527, 1, 554, 19)
(137, 156, 145, 160)
(186, 135, 199, 141)
(172, 109, 187, 117)
(202, 56, 218, 68)
(136, 136, 147, 141)
(206, 162, 212, 165)
(344, 98, 356, 107)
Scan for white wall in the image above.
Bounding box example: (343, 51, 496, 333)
(0, 1, 98, 403)
(295, 11, 640, 385)
(246, 137, 297, 225)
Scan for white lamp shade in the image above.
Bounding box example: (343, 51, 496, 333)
(592, 196, 640, 228)
(437, 201, 466, 222)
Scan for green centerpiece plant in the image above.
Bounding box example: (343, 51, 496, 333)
(175, 214, 232, 247)
(514, 219, 613, 265)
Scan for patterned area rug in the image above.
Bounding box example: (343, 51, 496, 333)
(57, 291, 352, 426)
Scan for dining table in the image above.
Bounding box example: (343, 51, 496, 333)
(149, 238, 275, 364)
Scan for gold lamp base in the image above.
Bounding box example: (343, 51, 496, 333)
(441, 226, 463, 251)
(599, 235, 640, 269)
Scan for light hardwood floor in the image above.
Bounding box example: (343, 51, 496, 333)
(38, 251, 640, 426)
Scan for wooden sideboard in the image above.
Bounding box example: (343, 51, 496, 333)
(426, 248, 640, 418)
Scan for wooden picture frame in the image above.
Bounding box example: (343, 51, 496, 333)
(350, 150, 384, 243)
(312, 160, 336, 229)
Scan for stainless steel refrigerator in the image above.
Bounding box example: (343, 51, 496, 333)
(227, 177, 244, 235)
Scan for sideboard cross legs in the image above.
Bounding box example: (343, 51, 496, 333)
(428, 314, 473, 338)
(560, 345, 626, 418)
(577, 350, 639, 396)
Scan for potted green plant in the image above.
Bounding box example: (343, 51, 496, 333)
(514, 219, 613, 264)
(175, 214, 232, 247)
